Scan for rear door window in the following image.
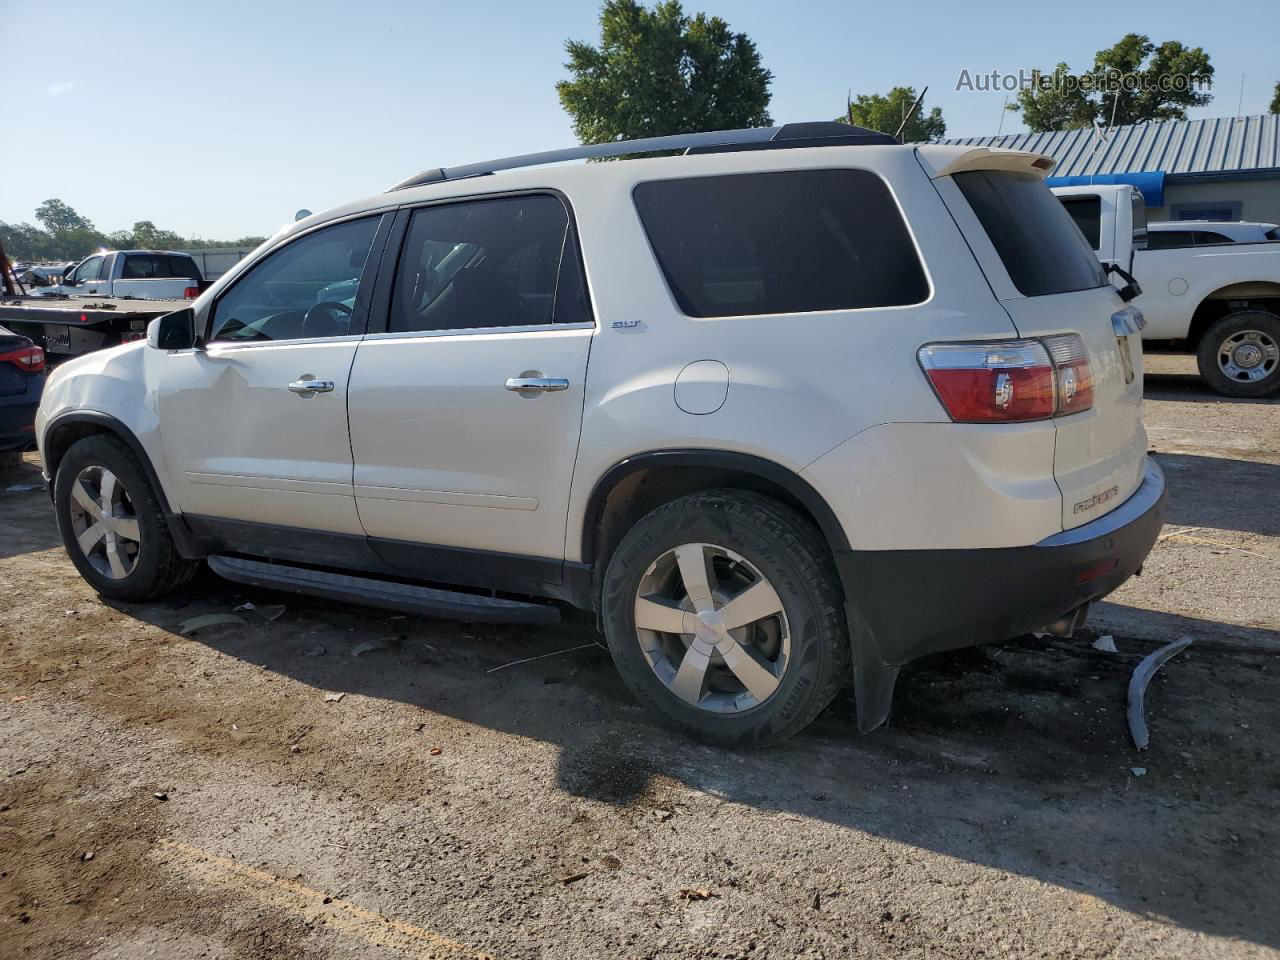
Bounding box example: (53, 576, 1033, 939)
(1059, 196, 1102, 250)
(633, 169, 928, 317)
(388, 194, 590, 333)
(166, 255, 201, 280)
(121, 254, 166, 279)
(1147, 231, 1195, 250)
(954, 170, 1106, 297)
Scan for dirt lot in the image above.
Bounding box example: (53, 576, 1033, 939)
(1, 353, 1278, 960)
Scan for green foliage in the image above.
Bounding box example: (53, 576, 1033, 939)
(838, 86, 945, 142)
(556, 0, 772, 146)
(1271, 81, 1279, 115)
(1009, 34, 1213, 132)
(0, 199, 265, 263)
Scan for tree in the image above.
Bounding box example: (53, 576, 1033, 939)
(130, 220, 185, 249)
(35, 198, 94, 234)
(1271, 81, 1279, 115)
(557, 0, 771, 146)
(1009, 34, 1213, 132)
(838, 86, 945, 142)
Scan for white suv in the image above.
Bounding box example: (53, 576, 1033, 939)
(36, 122, 1167, 745)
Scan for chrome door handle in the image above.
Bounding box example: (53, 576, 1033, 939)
(288, 378, 335, 394)
(505, 377, 569, 393)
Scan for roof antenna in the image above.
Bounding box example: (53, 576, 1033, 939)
(894, 86, 928, 140)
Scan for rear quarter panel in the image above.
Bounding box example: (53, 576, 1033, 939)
(561, 146, 1036, 560)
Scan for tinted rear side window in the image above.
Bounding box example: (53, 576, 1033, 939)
(633, 169, 928, 317)
(1147, 230, 1195, 250)
(1059, 196, 1101, 249)
(954, 171, 1106, 297)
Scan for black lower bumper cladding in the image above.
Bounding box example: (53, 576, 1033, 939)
(835, 460, 1168, 730)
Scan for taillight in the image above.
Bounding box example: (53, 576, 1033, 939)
(183, 286, 199, 299)
(0, 343, 45, 374)
(1043, 334, 1094, 415)
(918, 334, 1094, 423)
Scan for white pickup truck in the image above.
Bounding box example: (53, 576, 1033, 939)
(39, 250, 207, 301)
(1054, 184, 1280, 397)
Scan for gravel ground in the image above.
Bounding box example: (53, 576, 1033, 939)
(1, 353, 1277, 960)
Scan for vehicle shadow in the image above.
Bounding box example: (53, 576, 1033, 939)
(0, 455, 60, 560)
(1143, 369, 1280, 405)
(115, 578, 1280, 951)
(1154, 452, 1280, 536)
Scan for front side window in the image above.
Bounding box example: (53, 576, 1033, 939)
(388, 194, 585, 333)
(210, 217, 379, 343)
(954, 170, 1106, 297)
(633, 169, 928, 317)
(72, 255, 104, 283)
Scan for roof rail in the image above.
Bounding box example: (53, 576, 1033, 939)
(388, 121, 898, 192)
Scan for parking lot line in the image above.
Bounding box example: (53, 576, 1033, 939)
(154, 838, 497, 959)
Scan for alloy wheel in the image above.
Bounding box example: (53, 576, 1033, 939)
(633, 542, 790, 713)
(67, 465, 141, 580)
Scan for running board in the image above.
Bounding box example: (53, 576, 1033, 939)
(207, 555, 560, 625)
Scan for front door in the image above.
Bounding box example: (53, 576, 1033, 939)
(157, 214, 387, 537)
(348, 193, 595, 565)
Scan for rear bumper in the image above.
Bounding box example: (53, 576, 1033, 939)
(834, 459, 1167, 665)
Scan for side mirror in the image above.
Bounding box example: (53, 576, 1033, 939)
(1105, 262, 1142, 303)
(147, 308, 199, 350)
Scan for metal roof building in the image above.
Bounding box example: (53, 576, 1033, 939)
(940, 114, 1280, 224)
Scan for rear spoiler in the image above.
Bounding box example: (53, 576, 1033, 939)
(915, 147, 1056, 180)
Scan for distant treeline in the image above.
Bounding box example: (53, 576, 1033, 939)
(1, 198, 266, 263)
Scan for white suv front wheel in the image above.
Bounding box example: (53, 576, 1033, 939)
(601, 491, 851, 746)
(53, 435, 200, 602)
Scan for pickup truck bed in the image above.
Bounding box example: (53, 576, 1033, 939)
(0, 295, 189, 357)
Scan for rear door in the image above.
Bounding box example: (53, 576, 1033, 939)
(939, 166, 1146, 530)
(347, 192, 594, 567)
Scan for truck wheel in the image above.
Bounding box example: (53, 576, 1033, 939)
(53, 435, 199, 602)
(601, 491, 850, 747)
(1196, 310, 1280, 398)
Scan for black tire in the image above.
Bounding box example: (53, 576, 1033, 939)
(601, 490, 850, 747)
(1195, 310, 1280, 398)
(53, 434, 199, 602)
(0, 449, 22, 471)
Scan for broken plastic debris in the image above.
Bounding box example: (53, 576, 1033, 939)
(179, 613, 246, 636)
(323, 692, 345, 703)
(304, 644, 327, 658)
(5, 484, 40, 493)
(351, 639, 391, 658)
(235, 602, 285, 621)
(1128, 636, 1194, 750)
(1131, 767, 1147, 777)
(1092, 635, 1118, 653)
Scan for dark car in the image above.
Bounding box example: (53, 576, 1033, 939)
(0, 324, 46, 469)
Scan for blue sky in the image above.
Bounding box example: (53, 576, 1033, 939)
(2, 0, 1275, 239)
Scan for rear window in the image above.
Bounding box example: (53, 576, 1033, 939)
(954, 171, 1106, 297)
(633, 169, 928, 317)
